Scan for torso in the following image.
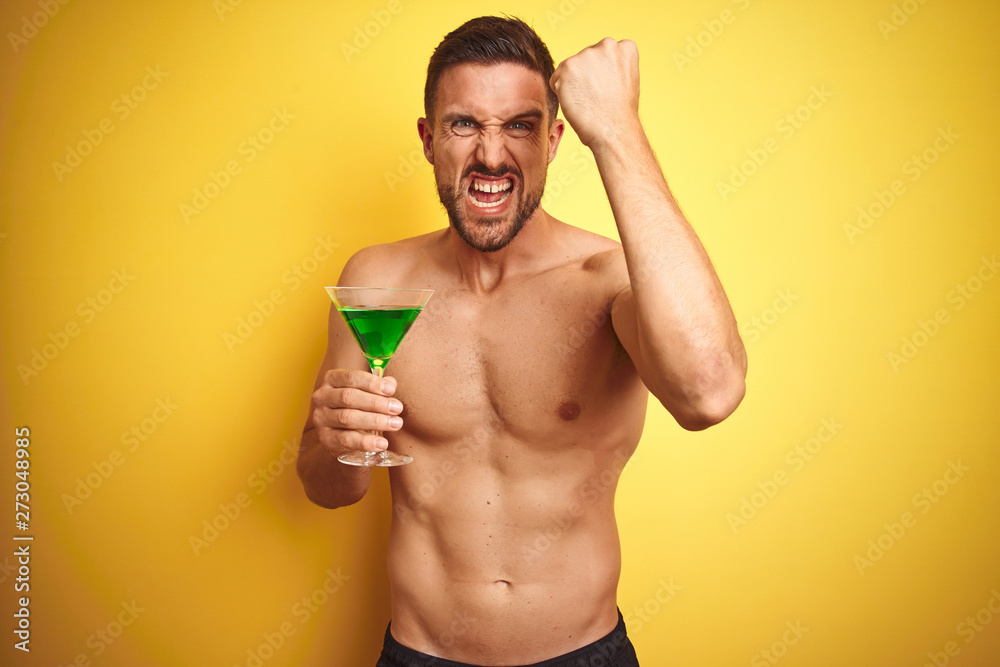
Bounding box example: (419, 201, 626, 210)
(358, 222, 648, 664)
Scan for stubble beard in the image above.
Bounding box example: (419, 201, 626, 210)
(435, 164, 546, 253)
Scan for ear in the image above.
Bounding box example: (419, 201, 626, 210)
(547, 118, 566, 165)
(417, 118, 434, 165)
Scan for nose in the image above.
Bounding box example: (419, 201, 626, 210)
(475, 128, 509, 172)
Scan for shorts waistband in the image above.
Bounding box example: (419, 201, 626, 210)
(377, 610, 633, 667)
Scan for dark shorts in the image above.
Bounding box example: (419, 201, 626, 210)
(376, 610, 640, 667)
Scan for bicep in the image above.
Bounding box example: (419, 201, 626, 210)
(318, 244, 393, 385)
(610, 284, 675, 406)
(610, 285, 643, 372)
(314, 304, 368, 389)
(304, 253, 380, 429)
(303, 304, 368, 431)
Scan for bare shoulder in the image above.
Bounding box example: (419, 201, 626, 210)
(338, 231, 442, 286)
(552, 220, 627, 285)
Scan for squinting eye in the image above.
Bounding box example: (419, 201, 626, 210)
(452, 120, 477, 136)
(507, 122, 531, 138)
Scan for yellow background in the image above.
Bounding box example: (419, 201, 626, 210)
(2, 0, 999, 665)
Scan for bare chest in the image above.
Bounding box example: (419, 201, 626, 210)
(386, 275, 637, 444)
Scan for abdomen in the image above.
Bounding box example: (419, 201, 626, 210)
(385, 429, 635, 663)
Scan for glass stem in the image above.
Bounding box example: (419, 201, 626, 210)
(369, 362, 387, 462)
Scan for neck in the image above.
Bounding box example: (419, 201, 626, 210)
(447, 209, 555, 293)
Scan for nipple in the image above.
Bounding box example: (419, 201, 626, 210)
(557, 401, 581, 421)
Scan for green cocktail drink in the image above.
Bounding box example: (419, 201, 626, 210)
(324, 287, 434, 467)
(338, 307, 423, 373)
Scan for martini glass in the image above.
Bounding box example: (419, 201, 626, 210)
(324, 286, 433, 467)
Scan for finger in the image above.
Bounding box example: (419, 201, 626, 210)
(312, 384, 403, 415)
(314, 405, 404, 433)
(334, 385, 404, 415)
(619, 39, 639, 64)
(325, 368, 396, 395)
(319, 427, 389, 453)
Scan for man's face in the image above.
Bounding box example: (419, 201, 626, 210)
(419, 63, 564, 253)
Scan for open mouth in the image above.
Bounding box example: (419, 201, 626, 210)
(467, 176, 513, 210)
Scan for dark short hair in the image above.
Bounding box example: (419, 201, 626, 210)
(424, 16, 558, 123)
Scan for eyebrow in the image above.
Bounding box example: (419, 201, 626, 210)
(510, 109, 544, 123)
(440, 109, 545, 126)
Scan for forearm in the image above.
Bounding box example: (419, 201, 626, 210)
(297, 427, 371, 509)
(551, 37, 744, 425)
(595, 123, 746, 418)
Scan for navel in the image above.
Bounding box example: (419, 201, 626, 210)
(557, 401, 581, 421)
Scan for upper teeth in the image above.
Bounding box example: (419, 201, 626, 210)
(473, 179, 512, 193)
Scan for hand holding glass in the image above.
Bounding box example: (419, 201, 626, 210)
(324, 287, 433, 467)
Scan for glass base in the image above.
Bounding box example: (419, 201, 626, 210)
(337, 450, 413, 467)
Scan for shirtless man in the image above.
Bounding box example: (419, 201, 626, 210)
(297, 16, 747, 666)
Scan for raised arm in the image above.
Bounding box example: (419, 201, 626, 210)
(550, 38, 747, 430)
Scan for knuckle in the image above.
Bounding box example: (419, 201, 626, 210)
(333, 408, 355, 427)
(327, 428, 357, 452)
(351, 431, 372, 452)
(330, 431, 351, 450)
(312, 385, 326, 404)
(341, 386, 360, 405)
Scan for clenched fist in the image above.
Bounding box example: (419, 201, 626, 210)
(550, 38, 641, 150)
